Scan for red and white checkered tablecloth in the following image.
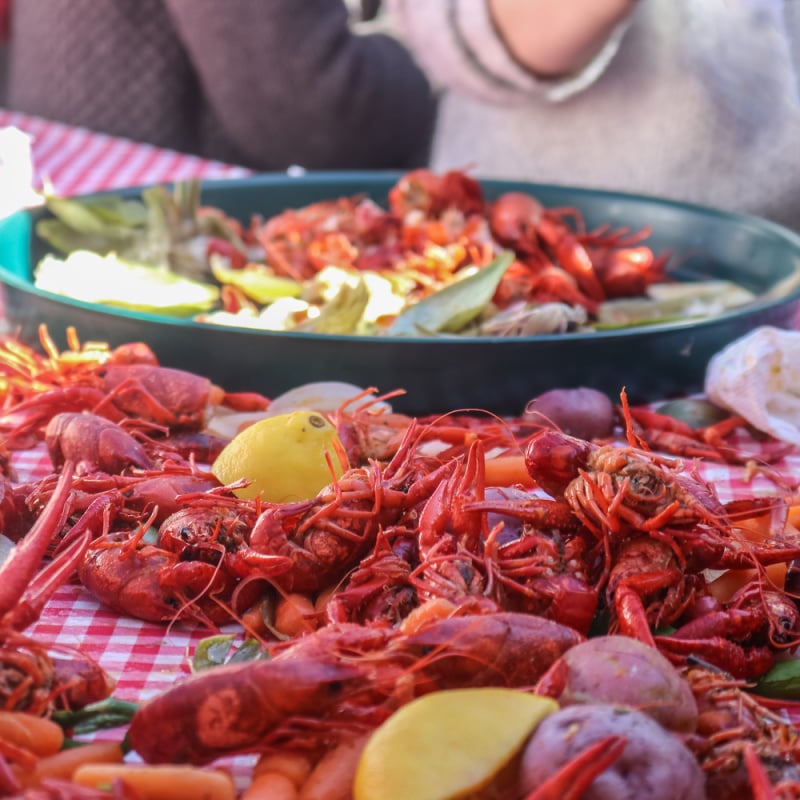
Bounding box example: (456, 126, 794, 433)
(0, 109, 252, 196)
(3, 110, 800, 793)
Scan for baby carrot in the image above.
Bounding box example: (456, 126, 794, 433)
(274, 593, 319, 637)
(298, 734, 371, 800)
(14, 740, 124, 790)
(241, 771, 298, 800)
(253, 751, 313, 786)
(484, 455, 534, 488)
(399, 597, 457, 635)
(0, 711, 64, 757)
(708, 562, 787, 604)
(72, 763, 236, 800)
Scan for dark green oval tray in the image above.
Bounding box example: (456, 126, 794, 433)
(0, 172, 798, 416)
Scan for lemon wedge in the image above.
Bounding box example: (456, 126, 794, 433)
(211, 410, 347, 502)
(354, 688, 557, 800)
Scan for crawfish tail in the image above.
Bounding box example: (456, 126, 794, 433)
(0, 461, 74, 619)
(400, 612, 584, 688)
(128, 658, 366, 765)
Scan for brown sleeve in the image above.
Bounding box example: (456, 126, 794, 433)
(163, 0, 438, 169)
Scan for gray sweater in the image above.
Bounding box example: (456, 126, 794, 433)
(6, 0, 437, 171)
(388, 0, 800, 232)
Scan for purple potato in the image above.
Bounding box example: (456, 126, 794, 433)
(551, 635, 698, 733)
(519, 704, 705, 800)
(523, 387, 615, 440)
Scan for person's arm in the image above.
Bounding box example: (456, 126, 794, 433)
(488, 0, 638, 78)
(387, 0, 638, 105)
(163, 0, 437, 170)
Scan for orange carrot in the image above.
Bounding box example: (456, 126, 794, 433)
(242, 771, 298, 800)
(314, 585, 337, 615)
(733, 513, 773, 544)
(484, 455, 534, 488)
(708, 562, 788, 604)
(14, 740, 124, 790)
(72, 763, 236, 800)
(274, 593, 318, 637)
(0, 711, 64, 757)
(253, 751, 313, 786)
(399, 597, 457, 635)
(298, 734, 371, 800)
(241, 603, 270, 638)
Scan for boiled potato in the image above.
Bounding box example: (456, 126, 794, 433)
(523, 387, 615, 440)
(519, 704, 705, 800)
(354, 688, 557, 800)
(550, 635, 698, 733)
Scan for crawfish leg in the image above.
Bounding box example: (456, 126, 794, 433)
(522, 736, 627, 800)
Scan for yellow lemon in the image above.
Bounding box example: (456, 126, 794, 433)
(354, 688, 557, 800)
(211, 410, 347, 502)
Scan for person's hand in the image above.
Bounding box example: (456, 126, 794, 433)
(487, 0, 639, 78)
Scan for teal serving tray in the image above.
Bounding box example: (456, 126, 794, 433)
(0, 172, 798, 415)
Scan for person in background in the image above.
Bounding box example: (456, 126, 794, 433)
(386, 0, 800, 232)
(4, 0, 437, 172)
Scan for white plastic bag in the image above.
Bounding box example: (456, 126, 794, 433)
(705, 325, 800, 444)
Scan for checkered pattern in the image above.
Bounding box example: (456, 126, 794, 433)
(0, 109, 251, 197)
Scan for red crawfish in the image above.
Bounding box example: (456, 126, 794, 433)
(621, 395, 797, 468)
(0, 325, 268, 449)
(76, 488, 262, 628)
(241, 421, 456, 594)
(387, 168, 485, 219)
(0, 463, 115, 714)
(45, 411, 154, 474)
(489, 191, 668, 305)
(682, 665, 800, 800)
(522, 429, 800, 678)
(654, 581, 800, 681)
(127, 611, 584, 766)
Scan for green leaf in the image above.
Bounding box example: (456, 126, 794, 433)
(211, 258, 302, 304)
(192, 634, 237, 671)
(228, 639, 265, 664)
(297, 276, 370, 334)
(388, 251, 514, 336)
(44, 194, 147, 236)
(754, 658, 800, 699)
(192, 635, 266, 672)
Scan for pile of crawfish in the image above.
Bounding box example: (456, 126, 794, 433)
(1, 326, 800, 798)
(218, 167, 669, 322)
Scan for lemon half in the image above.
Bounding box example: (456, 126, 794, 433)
(211, 410, 347, 502)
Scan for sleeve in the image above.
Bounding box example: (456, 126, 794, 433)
(385, 0, 632, 105)
(162, 0, 438, 170)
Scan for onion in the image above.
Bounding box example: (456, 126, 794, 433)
(266, 382, 392, 416)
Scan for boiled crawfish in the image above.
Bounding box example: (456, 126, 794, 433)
(241, 421, 454, 594)
(0, 325, 268, 450)
(521, 428, 800, 678)
(684, 665, 800, 800)
(0, 464, 114, 715)
(127, 610, 583, 765)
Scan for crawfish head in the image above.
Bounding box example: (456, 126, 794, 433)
(45, 411, 153, 474)
(101, 364, 212, 428)
(489, 191, 545, 251)
(128, 658, 368, 765)
(524, 430, 596, 499)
